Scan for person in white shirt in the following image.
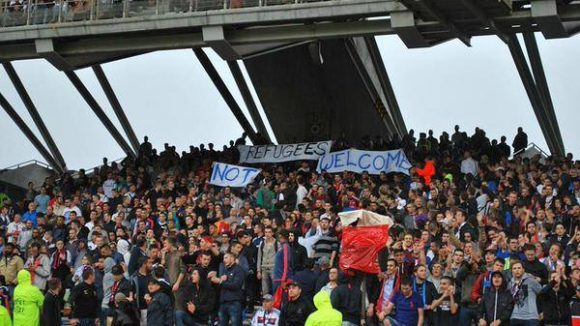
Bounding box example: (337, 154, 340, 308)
(460, 150, 479, 176)
(6, 213, 24, 244)
(251, 294, 280, 326)
(102, 173, 117, 199)
(295, 176, 308, 209)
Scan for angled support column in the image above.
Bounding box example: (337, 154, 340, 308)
(35, 39, 74, 71)
(202, 26, 241, 61)
(3, 62, 67, 170)
(364, 37, 407, 136)
(92, 65, 140, 153)
(227, 60, 271, 143)
(522, 32, 565, 155)
(506, 35, 563, 156)
(0, 92, 64, 174)
(460, 0, 510, 44)
(391, 11, 430, 48)
(65, 71, 136, 158)
(531, 0, 568, 39)
(407, 0, 471, 46)
(344, 39, 396, 139)
(193, 48, 258, 144)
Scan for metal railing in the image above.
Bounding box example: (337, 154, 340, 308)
(0, 0, 326, 27)
(0, 159, 51, 172)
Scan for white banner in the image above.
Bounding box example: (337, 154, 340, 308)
(339, 209, 394, 227)
(209, 162, 261, 188)
(316, 149, 411, 175)
(238, 141, 333, 163)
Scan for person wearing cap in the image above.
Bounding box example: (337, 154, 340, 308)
(478, 271, 513, 326)
(145, 278, 173, 326)
(280, 281, 314, 326)
(251, 294, 280, 326)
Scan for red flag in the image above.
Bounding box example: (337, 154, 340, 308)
(339, 224, 389, 274)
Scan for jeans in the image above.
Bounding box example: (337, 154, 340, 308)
(78, 318, 97, 326)
(175, 310, 209, 326)
(219, 301, 242, 326)
(260, 267, 273, 296)
(511, 319, 540, 326)
(459, 306, 478, 326)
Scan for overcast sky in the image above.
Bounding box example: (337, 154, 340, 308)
(0, 33, 578, 170)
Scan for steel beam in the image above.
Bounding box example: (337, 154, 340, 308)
(0, 92, 64, 174)
(2, 62, 67, 170)
(193, 49, 258, 144)
(407, 0, 471, 46)
(532, 0, 568, 39)
(506, 35, 561, 156)
(522, 32, 565, 155)
(391, 11, 430, 48)
(203, 26, 241, 61)
(35, 39, 74, 71)
(64, 71, 136, 157)
(460, 0, 510, 43)
(364, 37, 407, 136)
(344, 39, 396, 139)
(227, 61, 271, 143)
(92, 65, 140, 154)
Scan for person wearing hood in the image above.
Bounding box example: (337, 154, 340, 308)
(13, 269, 44, 326)
(478, 271, 513, 326)
(508, 260, 542, 325)
(305, 290, 342, 326)
(331, 272, 362, 326)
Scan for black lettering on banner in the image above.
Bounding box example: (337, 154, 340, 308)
(293, 143, 305, 157)
(304, 143, 315, 155)
(315, 142, 328, 155)
(282, 145, 294, 158)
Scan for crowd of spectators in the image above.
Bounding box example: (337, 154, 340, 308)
(0, 125, 579, 326)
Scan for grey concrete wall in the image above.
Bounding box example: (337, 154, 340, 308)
(244, 38, 391, 143)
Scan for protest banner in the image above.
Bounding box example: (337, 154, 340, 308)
(237, 141, 332, 163)
(209, 162, 261, 187)
(316, 148, 411, 175)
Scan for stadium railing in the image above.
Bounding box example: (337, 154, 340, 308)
(1, 0, 325, 27)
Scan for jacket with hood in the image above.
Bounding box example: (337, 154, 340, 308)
(508, 272, 542, 320)
(0, 305, 10, 326)
(305, 291, 342, 326)
(13, 270, 44, 326)
(331, 273, 361, 325)
(478, 272, 514, 325)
